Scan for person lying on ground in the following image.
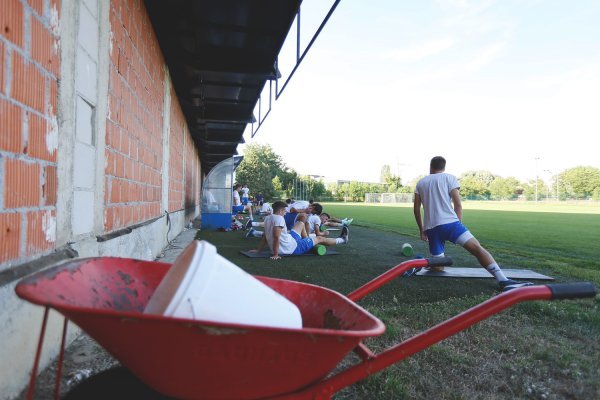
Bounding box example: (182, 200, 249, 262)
(249, 201, 349, 260)
(322, 213, 353, 227)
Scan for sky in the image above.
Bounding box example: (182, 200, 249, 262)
(240, 0, 600, 185)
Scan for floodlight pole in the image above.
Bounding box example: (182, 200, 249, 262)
(534, 157, 540, 202)
(543, 169, 557, 201)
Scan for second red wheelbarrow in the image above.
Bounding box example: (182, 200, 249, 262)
(16, 255, 597, 399)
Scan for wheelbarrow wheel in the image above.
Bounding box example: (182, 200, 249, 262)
(64, 366, 172, 400)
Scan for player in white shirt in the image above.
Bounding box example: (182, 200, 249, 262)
(250, 201, 349, 260)
(414, 156, 532, 292)
(305, 203, 330, 237)
(232, 184, 253, 220)
(240, 184, 250, 204)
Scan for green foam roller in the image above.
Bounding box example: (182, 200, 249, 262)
(319, 224, 327, 232)
(314, 244, 327, 256)
(401, 243, 413, 257)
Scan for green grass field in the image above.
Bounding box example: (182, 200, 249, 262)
(323, 201, 600, 283)
(196, 201, 600, 399)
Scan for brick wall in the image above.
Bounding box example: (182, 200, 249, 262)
(104, 0, 165, 231)
(185, 136, 201, 210)
(168, 84, 185, 213)
(1, 0, 203, 271)
(0, 0, 60, 266)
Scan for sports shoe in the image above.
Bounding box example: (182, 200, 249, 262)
(245, 228, 255, 238)
(244, 218, 253, 231)
(499, 279, 534, 292)
(340, 226, 349, 244)
(344, 218, 353, 226)
(402, 267, 420, 277)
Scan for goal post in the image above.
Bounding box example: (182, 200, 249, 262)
(365, 193, 413, 204)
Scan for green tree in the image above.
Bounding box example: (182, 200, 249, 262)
(236, 143, 286, 199)
(380, 165, 392, 184)
(460, 170, 497, 185)
(489, 177, 521, 200)
(559, 166, 600, 199)
(459, 175, 490, 199)
(272, 175, 283, 196)
(379, 164, 402, 191)
(522, 179, 548, 200)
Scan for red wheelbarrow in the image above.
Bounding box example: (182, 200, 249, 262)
(16, 256, 597, 400)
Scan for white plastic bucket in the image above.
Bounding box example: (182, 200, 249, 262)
(144, 241, 303, 329)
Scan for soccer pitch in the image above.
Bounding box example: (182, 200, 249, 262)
(323, 201, 600, 279)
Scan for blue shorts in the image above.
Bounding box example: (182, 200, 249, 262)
(425, 221, 469, 256)
(241, 197, 249, 205)
(284, 212, 298, 230)
(232, 205, 245, 213)
(290, 231, 314, 255)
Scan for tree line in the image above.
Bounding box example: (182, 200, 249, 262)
(235, 144, 600, 202)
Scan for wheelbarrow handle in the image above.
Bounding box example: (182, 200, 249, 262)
(291, 283, 597, 400)
(547, 282, 597, 299)
(347, 257, 453, 302)
(427, 256, 453, 268)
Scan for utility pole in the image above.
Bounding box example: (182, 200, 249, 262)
(535, 157, 540, 202)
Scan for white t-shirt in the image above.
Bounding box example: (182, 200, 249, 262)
(286, 200, 309, 213)
(241, 187, 249, 198)
(233, 190, 241, 205)
(260, 202, 273, 214)
(264, 214, 297, 255)
(306, 214, 321, 234)
(415, 172, 460, 230)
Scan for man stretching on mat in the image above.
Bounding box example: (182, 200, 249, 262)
(413, 156, 532, 292)
(250, 201, 349, 260)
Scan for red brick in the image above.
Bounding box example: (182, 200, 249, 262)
(105, 149, 115, 175)
(27, 112, 57, 162)
(26, 209, 55, 255)
(123, 205, 132, 226)
(47, 75, 58, 115)
(0, 212, 21, 263)
(0, 41, 4, 94)
(1, 0, 24, 47)
(43, 165, 57, 205)
(0, 99, 24, 152)
(4, 158, 41, 208)
(31, 17, 59, 76)
(110, 178, 120, 203)
(104, 206, 114, 231)
(11, 52, 45, 113)
(115, 152, 124, 177)
(28, 0, 45, 16)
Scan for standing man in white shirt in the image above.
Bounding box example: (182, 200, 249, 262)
(241, 184, 250, 205)
(413, 156, 532, 292)
(233, 184, 253, 220)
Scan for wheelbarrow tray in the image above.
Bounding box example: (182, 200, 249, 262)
(16, 257, 385, 400)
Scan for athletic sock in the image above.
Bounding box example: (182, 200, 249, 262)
(335, 238, 345, 244)
(485, 263, 508, 281)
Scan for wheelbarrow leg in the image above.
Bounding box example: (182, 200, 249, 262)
(53, 317, 69, 400)
(26, 307, 49, 400)
(26, 307, 69, 400)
